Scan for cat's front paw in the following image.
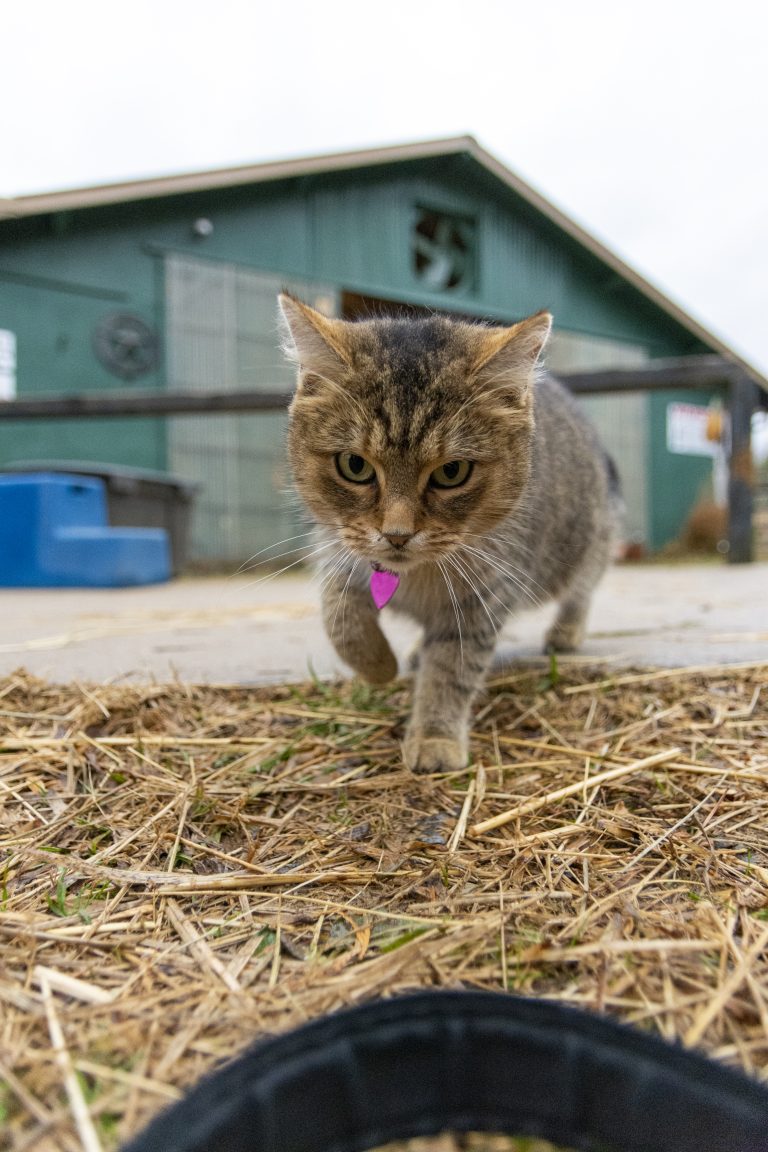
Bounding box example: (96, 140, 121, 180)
(404, 733, 467, 774)
(354, 643, 398, 685)
(337, 629, 398, 684)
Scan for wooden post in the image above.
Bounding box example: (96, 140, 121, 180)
(727, 373, 758, 563)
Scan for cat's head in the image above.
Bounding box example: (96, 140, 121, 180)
(279, 294, 551, 572)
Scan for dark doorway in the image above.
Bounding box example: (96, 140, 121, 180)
(341, 291, 489, 326)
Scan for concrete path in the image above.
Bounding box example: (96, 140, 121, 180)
(1, 562, 766, 685)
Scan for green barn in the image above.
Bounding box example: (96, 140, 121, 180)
(0, 136, 761, 565)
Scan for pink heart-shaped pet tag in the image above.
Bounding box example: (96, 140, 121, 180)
(370, 567, 400, 610)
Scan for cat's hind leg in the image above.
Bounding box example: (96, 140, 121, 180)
(544, 545, 610, 653)
(545, 592, 591, 652)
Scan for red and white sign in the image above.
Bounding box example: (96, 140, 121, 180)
(666, 402, 719, 457)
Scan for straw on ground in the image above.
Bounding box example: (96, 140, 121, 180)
(0, 661, 766, 1149)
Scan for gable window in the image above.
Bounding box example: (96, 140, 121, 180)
(411, 207, 476, 293)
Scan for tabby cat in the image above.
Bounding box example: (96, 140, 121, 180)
(279, 295, 621, 773)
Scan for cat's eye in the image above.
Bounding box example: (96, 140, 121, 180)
(335, 452, 376, 484)
(430, 460, 473, 489)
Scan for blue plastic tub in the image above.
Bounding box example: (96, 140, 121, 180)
(0, 473, 171, 587)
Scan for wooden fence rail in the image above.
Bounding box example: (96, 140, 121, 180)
(1, 355, 764, 562)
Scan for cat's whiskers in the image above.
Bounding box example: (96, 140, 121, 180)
(317, 546, 355, 596)
(464, 520, 545, 580)
(459, 542, 544, 609)
(238, 538, 339, 591)
(464, 540, 541, 589)
(445, 551, 505, 632)
(233, 530, 320, 576)
(479, 515, 585, 583)
(435, 557, 464, 668)
(464, 525, 539, 565)
(332, 555, 361, 653)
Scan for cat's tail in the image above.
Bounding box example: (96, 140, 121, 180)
(604, 450, 627, 559)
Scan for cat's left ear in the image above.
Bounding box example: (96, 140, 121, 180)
(471, 311, 552, 404)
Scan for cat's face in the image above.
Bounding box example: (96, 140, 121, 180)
(280, 296, 550, 573)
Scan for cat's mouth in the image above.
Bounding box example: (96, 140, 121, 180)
(369, 550, 420, 573)
(365, 537, 450, 572)
(371, 559, 415, 577)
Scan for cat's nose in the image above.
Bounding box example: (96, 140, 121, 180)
(382, 531, 414, 549)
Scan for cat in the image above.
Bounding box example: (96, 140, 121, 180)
(279, 294, 621, 773)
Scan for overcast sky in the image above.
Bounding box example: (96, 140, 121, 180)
(3, 0, 767, 380)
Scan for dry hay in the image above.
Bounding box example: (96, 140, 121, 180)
(1, 660, 767, 1151)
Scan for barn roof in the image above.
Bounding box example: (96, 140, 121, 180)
(1, 135, 764, 389)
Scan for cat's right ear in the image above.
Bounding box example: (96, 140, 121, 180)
(470, 311, 552, 407)
(278, 294, 351, 385)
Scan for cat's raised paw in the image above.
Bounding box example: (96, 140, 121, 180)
(357, 646, 398, 685)
(404, 735, 467, 774)
(342, 631, 398, 684)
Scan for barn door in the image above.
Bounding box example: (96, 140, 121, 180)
(165, 254, 336, 567)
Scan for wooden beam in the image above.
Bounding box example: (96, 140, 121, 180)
(559, 354, 741, 395)
(0, 356, 754, 420)
(0, 389, 294, 420)
(727, 374, 759, 563)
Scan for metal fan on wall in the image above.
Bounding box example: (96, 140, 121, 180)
(92, 312, 160, 381)
(412, 208, 475, 292)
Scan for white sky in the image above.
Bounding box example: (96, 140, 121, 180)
(2, 0, 768, 381)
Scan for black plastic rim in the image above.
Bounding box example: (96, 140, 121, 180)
(120, 989, 768, 1152)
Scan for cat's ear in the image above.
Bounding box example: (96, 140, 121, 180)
(278, 294, 351, 382)
(471, 311, 552, 404)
